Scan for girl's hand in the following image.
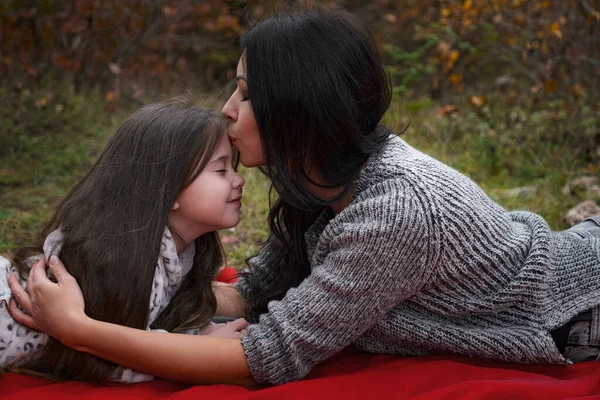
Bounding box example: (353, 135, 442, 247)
(207, 318, 249, 339)
(7, 255, 87, 346)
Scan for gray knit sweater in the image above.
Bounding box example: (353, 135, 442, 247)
(238, 133, 600, 385)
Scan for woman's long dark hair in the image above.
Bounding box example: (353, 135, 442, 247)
(240, 9, 392, 321)
(11, 100, 228, 381)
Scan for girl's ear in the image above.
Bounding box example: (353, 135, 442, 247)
(171, 201, 180, 211)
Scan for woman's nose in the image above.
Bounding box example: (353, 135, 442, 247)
(221, 94, 237, 122)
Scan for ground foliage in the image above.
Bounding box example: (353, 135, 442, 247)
(1, 1, 598, 265)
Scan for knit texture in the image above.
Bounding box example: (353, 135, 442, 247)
(238, 130, 600, 385)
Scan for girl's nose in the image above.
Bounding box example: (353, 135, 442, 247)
(233, 172, 245, 189)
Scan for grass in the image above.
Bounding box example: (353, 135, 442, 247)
(0, 83, 116, 253)
(385, 95, 597, 231)
(220, 167, 270, 268)
(1, 84, 596, 268)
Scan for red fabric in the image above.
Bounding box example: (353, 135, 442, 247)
(3, 349, 600, 399)
(215, 267, 239, 284)
(5, 270, 600, 398)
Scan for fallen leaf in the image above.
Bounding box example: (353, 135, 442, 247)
(550, 22, 562, 39)
(468, 95, 485, 108)
(439, 105, 459, 116)
(448, 73, 463, 86)
(162, 6, 177, 17)
(570, 83, 585, 98)
(108, 63, 121, 75)
(545, 79, 557, 94)
(383, 13, 397, 23)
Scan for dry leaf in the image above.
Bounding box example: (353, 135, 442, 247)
(550, 22, 562, 39)
(437, 41, 451, 55)
(439, 105, 459, 116)
(383, 14, 397, 23)
(448, 73, 463, 85)
(162, 6, 177, 17)
(570, 83, 585, 98)
(530, 84, 542, 94)
(108, 63, 121, 75)
(545, 79, 557, 94)
(468, 95, 485, 108)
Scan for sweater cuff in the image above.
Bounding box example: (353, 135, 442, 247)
(234, 270, 253, 301)
(235, 245, 281, 301)
(240, 316, 300, 385)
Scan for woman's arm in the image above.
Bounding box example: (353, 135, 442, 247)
(235, 235, 285, 302)
(237, 183, 435, 385)
(8, 257, 256, 386)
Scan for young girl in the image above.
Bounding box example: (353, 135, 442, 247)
(8, 9, 600, 387)
(1, 99, 247, 382)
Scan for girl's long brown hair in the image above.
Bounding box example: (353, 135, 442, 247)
(10, 99, 228, 381)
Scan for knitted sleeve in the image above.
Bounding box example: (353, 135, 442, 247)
(235, 235, 285, 302)
(240, 181, 441, 384)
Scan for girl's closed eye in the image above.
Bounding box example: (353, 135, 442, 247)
(215, 160, 231, 174)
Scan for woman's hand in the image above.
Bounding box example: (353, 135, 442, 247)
(7, 255, 87, 346)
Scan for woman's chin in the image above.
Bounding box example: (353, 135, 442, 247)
(239, 157, 265, 168)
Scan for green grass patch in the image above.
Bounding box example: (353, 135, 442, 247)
(0, 82, 116, 251)
(1, 84, 594, 268)
(220, 167, 270, 268)
(384, 95, 595, 230)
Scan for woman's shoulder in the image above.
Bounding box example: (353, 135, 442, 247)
(353, 135, 443, 206)
(356, 132, 499, 213)
(356, 134, 456, 190)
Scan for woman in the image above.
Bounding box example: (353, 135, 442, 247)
(8, 9, 600, 386)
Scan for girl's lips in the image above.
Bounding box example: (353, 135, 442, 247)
(228, 196, 242, 207)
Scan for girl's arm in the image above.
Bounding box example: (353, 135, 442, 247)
(7, 257, 256, 386)
(73, 318, 253, 385)
(213, 236, 286, 319)
(213, 281, 247, 318)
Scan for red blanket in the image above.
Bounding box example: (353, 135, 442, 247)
(3, 349, 600, 399)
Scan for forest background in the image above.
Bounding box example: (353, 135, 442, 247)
(1, 0, 598, 267)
